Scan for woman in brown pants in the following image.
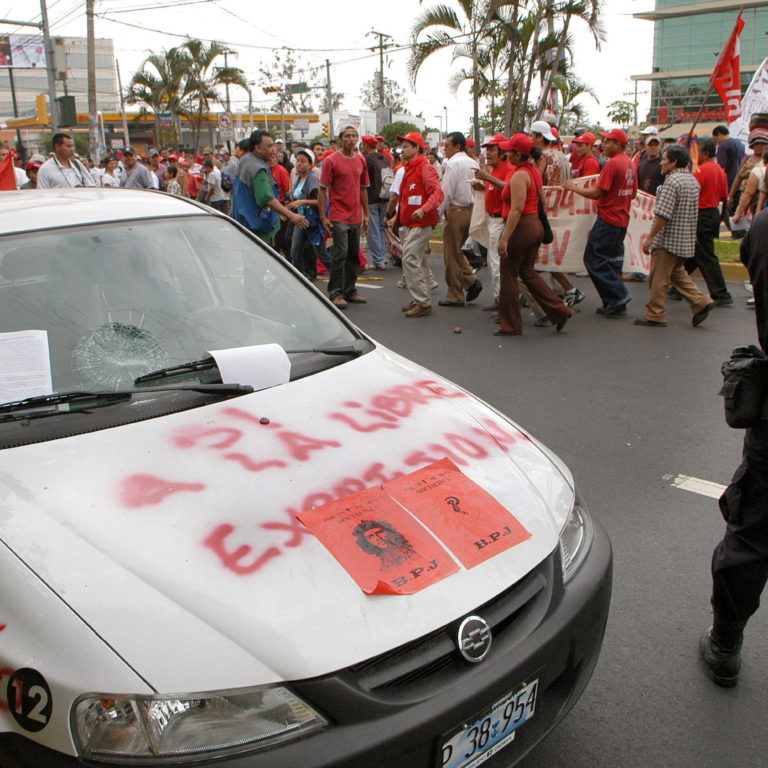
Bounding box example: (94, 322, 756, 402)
(495, 134, 572, 336)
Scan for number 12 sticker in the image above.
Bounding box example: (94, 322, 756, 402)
(7, 668, 52, 732)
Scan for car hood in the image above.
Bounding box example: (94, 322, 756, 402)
(0, 347, 573, 692)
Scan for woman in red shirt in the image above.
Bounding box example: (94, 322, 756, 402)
(496, 134, 572, 336)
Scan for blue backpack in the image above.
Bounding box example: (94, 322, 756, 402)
(231, 173, 279, 234)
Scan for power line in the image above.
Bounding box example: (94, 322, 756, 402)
(104, 0, 222, 14)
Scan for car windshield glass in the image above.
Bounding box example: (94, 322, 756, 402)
(0, 215, 359, 400)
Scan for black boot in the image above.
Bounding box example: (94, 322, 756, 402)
(699, 624, 743, 687)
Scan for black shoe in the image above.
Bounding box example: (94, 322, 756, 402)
(465, 278, 483, 303)
(668, 287, 683, 301)
(438, 300, 465, 307)
(597, 305, 627, 317)
(555, 315, 569, 333)
(699, 627, 741, 687)
(714, 296, 734, 307)
(634, 317, 667, 327)
(692, 301, 715, 327)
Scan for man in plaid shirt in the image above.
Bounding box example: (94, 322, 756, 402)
(636, 144, 715, 327)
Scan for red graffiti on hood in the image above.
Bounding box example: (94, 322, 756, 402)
(121, 474, 206, 508)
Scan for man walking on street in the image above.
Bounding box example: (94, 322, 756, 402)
(318, 125, 370, 309)
(360, 135, 390, 270)
(395, 132, 444, 318)
(563, 128, 637, 316)
(690, 137, 733, 306)
(232, 130, 307, 246)
(635, 143, 714, 327)
(700, 206, 768, 687)
(473, 134, 511, 311)
(438, 131, 482, 307)
(120, 147, 155, 190)
(713, 124, 745, 237)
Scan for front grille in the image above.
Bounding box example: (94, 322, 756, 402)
(346, 553, 555, 696)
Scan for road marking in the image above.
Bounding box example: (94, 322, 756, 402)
(355, 283, 383, 290)
(669, 474, 727, 499)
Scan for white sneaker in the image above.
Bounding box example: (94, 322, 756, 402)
(397, 277, 406, 289)
(431, 279, 439, 290)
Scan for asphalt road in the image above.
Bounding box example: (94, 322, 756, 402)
(341, 256, 767, 768)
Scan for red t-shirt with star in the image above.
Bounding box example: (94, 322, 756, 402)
(596, 153, 637, 228)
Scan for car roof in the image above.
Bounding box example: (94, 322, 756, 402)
(0, 189, 209, 235)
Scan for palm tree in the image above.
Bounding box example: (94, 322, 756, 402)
(552, 75, 598, 129)
(126, 46, 190, 147)
(409, 0, 496, 147)
(533, 0, 605, 121)
(180, 40, 249, 152)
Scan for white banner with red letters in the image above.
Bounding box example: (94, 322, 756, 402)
(535, 175, 656, 274)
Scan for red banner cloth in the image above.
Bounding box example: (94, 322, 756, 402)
(711, 11, 745, 124)
(0, 154, 18, 190)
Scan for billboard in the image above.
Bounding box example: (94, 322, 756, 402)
(0, 35, 47, 68)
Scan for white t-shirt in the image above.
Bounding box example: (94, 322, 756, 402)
(207, 168, 228, 202)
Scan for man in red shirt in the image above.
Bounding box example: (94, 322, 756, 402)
(473, 134, 511, 310)
(318, 126, 371, 309)
(691, 137, 733, 305)
(563, 128, 638, 316)
(395, 132, 444, 317)
(571, 132, 600, 178)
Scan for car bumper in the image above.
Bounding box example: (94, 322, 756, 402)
(1, 517, 612, 768)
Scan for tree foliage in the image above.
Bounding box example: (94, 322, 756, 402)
(380, 121, 421, 145)
(359, 76, 408, 112)
(126, 40, 248, 150)
(606, 99, 636, 127)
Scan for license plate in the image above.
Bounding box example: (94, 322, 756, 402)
(439, 679, 538, 768)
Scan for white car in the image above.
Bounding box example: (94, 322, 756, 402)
(0, 189, 611, 768)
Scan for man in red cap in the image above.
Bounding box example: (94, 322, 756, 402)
(571, 132, 600, 178)
(360, 135, 391, 270)
(563, 128, 637, 316)
(473, 134, 512, 310)
(394, 132, 444, 317)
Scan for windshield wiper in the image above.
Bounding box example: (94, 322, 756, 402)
(285, 340, 370, 357)
(0, 384, 253, 423)
(135, 341, 369, 385)
(135, 357, 217, 384)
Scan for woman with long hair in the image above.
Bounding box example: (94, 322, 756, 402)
(495, 134, 572, 336)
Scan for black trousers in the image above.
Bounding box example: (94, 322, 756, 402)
(711, 420, 768, 635)
(686, 207, 731, 301)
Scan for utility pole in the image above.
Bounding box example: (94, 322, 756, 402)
(86, 0, 99, 161)
(116, 60, 130, 149)
(222, 50, 233, 112)
(39, 0, 59, 132)
(367, 30, 393, 109)
(325, 59, 334, 139)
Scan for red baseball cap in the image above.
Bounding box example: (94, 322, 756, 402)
(499, 133, 534, 155)
(599, 128, 629, 146)
(481, 133, 508, 147)
(466, 138, 476, 148)
(361, 135, 378, 148)
(573, 131, 596, 145)
(396, 131, 426, 149)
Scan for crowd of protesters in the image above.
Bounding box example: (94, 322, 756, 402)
(3, 111, 766, 328)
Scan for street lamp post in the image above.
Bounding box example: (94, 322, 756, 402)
(443, 106, 448, 135)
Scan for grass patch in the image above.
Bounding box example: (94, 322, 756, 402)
(715, 239, 742, 263)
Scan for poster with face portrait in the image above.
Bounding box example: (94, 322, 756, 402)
(0, 35, 47, 68)
(297, 486, 458, 595)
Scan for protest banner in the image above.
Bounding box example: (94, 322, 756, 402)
(536, 175, 656, 275)
(729, 57, 768, 144)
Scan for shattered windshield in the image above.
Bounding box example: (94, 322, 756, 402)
(0, 215, 358, 399)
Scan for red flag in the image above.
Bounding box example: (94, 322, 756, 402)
(0, 153, 18, 191)
(711, 11, 745, 124)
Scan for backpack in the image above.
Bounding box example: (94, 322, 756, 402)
(221, 171, 234, 193)
(379, 165, 395, 200)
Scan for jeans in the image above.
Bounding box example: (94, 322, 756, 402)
(328, 221, 361, 299)
(583, 215, 630, 308)
(367, 202, 387, 267)
(290, 225, 330, 280)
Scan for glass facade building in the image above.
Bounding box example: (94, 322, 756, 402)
(633, 1, 768, 125)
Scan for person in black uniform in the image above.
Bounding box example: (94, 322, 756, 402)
(700, 207, 768, 686)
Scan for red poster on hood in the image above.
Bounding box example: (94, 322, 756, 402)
(297, 486, 458, 595)
(383, 459, 531, 568)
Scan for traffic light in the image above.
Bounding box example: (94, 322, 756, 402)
(322, 122, 329, 137)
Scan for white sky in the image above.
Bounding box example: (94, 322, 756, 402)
(2, 0, 656, 130)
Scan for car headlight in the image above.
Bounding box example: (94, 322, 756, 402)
(559, 494, 592, 582)
(71, 685, 327, 764)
